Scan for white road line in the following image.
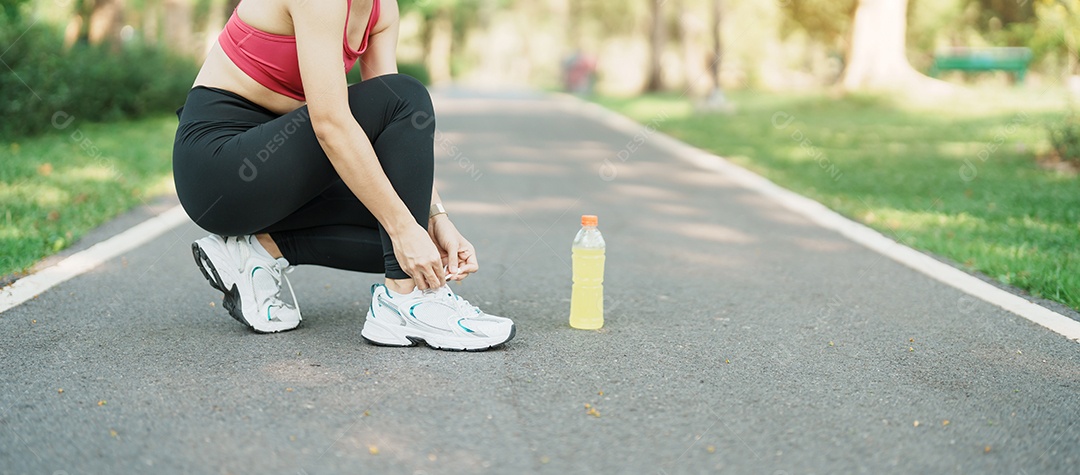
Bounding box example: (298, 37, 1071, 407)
(0, 205, 189, 314)
(559, 95, 1080, 342)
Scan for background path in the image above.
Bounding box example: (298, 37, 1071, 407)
(2, 89, 1078, 474)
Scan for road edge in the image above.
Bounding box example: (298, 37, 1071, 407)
(0, 203, 188, 314)
(555, 93, 1080, 342)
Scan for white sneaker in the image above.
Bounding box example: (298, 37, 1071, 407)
(191, 235, 301, 333)
(361, 284, 515, 351)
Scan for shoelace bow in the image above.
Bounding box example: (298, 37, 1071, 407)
(272, 259, 301, 316)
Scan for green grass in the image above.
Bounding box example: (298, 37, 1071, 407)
(1, 115, 177, 278)
(597, 90, 1080, 311)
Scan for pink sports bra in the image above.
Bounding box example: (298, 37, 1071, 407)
(218, 0, 380, 101)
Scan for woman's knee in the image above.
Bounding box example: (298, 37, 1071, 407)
(373, 73, 430, 103)
(349, 74, 433, 120)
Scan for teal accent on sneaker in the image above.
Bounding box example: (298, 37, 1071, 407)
(456, 318, 475, 333)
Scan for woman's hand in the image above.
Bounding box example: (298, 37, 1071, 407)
(428, 215, 479, 281)
(390, 223, 446, 290)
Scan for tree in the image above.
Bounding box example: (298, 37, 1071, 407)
(399, 0, 490, 85)
(0, 0, 30, 21)
(163, 0, 193, 54)
(840, 0, 951, 92)
(141, 0, 160, 46)
(1033, 0, 1080, 75)
(780, 0, 856, 47)
(659, 0, 731, 105)
(707, 0, 722, 95)
(85, 0, 126, 47)
(972, 0, 1035, 26)
(644, 0, 667, 91)
(425, 7, 453, 84)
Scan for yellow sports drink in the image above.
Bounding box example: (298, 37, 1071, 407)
(570, 215, 606, 329)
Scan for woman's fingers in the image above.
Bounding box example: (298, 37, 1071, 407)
(412, 265, 433, 290)
(394, 223, 449, 290)
(447, 249, 478, 281)
(461, 248, 478, 273)
(457, 261, 478, 275)
(414, 260, 444, 290)
(445, 242, 460, 276)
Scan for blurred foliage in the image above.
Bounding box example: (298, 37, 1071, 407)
(399, 0, 503, 35)
(0, 12, 198, 139)
(194, 0, 216, 33)
(396, 62, 432, 85)
(779, 0, 856, 47)
(907, 1, 966, 67)
(346, 62, 431, 85)
(0, 0, 28, 21)
(965, 0, 1046, 55)
(780, 0, 1078, 73)
(1031, 0, 1080, 62)
(1048, 109, 1080, 164)
(399, 0, 455, 16)
(2, 0, 1074, 117)
(399, 0, 492, 17)
(973, 0, 1035, 25)
(568, 0, 644, 37)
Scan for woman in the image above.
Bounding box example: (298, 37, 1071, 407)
(172, 0, 514, 351)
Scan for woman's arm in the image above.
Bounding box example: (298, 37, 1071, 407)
(291, 0, 444, 289)
(360, 0, 399, 79)
(428, 186, 480, 280)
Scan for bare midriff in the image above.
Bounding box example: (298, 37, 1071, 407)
(191, 0, 379, 115)
(193, 43, 306, 115)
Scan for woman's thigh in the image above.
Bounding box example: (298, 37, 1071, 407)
(174, 88, 338, 235)
(174, 75, 429, 236)
(257, 179, 379, 233)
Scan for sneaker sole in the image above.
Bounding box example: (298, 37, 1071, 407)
(360, 316, 515, 352)
(191, 241, 299, 334)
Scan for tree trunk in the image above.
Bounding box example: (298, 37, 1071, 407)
(64, 16, 84, 48)
(644, 0, 666, 92)
(69, 0, 95, 46)
(88, 0, 124, 46)
(425, 8, 454, 85)
(675, 0, 693, 90)
(143, 0, 160, 46)
(198, 0, 228, 59)
(841, 0, 951, 92)
(163, 0, 193, 55)
(709, 0, 722, 92)
(1070, 48, 1078, 76)
(701, 0, 732, 112)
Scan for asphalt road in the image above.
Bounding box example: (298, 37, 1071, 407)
(2, 89, 1078, 474)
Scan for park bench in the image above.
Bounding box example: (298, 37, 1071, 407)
(929, 47, 1033, 84)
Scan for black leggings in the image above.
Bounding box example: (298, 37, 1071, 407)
(172, 74, 435, 279)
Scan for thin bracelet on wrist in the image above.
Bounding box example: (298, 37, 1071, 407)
(429, 202, 447, 219)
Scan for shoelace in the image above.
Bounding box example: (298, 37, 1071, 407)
(273, 259, 301, 317)
(235, 236, 301, 317)
(454, 295, 482, 316)
(424, 286, 481, 317)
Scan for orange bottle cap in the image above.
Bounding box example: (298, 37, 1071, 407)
(581, 215, 598, 227)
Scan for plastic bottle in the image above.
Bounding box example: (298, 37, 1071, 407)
(570, 214, 606, 329)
